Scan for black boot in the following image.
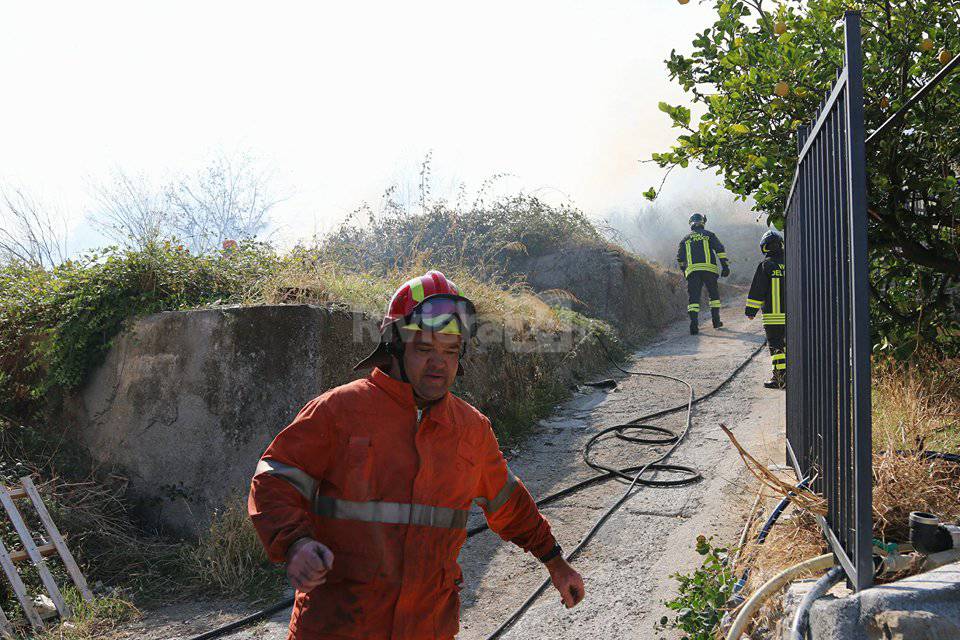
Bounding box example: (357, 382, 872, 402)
(711, 308, 723, 329)
(689, 312, 699, 335)
(763, 370, 786, 389)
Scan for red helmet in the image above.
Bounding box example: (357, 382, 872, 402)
(354, 270, 477, 372)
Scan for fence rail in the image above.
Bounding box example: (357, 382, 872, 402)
(783, 10, 873, 591)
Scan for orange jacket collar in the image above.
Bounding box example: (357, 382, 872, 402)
(368, 367, 454, 427)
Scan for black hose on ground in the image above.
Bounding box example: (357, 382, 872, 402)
(482, 335, 766, 639)
(186, 333, 766, 640)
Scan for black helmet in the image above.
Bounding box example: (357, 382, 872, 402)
(760, 229, 784, 254)
(689, 213, 707, 228)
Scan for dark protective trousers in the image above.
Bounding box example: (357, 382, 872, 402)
(686, 271, 721, 324)
(764, 324, 786, 375)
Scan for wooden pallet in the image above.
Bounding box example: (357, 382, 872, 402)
(0, 476, 93, 634)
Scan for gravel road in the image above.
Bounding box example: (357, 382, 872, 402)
(114, 293, 787, 640)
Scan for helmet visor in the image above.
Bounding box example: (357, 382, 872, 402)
(399, 294, 477, 340)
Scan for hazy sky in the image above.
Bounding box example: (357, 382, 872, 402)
(0, 1, 723, 250)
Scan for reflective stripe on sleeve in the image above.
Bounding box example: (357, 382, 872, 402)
(485, 469, 518, 514)
(717, 252, 728, 259)
(255, 458, 318, 502)
(746, 299, 763, 309)
(314, 496, 469, 529)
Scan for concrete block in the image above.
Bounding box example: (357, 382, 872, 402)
(802, 561, 960, 640)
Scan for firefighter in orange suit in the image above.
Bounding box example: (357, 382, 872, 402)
(248, 270, 585, 639)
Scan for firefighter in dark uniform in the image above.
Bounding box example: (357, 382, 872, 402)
(677, 213, 730, 334)
(745, 230, 786, 389)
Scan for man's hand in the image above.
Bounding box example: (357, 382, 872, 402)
(286, 538, 335, 592)
(721, 262, 730, 278)
(545, 556, 585, 608)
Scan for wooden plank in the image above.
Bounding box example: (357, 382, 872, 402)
(0, 536, 44, 630)
(0, 486, 70, 619)
(10, 541, 59, 564)
(20, 476, 93, 602)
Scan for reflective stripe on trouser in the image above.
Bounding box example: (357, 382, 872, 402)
(764, 324, 786, 372)
(687, 271, 720, 314)
(709, 300, 721, 308)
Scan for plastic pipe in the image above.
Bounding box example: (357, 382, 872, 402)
(724, 554, 835, 640)
(789, 565, 845, 640)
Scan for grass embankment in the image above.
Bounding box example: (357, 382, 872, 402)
(0, 195, 625, 637)
(660, 356, 960, 639)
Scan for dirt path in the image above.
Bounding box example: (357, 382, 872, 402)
(114, 294, 786, 640)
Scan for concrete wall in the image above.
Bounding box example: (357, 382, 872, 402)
(63, 305, 370, 536)
(506, 242, 696, 341)
(63, 303, 610, 536)
(61, 247, 697, 537)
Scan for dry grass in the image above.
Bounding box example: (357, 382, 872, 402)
(729, 356, 960, 636)
(872, 451, 960, 542)
(26, 589, 139, 640)
(873, 357, 960, 454)
(246, 252, 609, 347)
(180, 502, 287, 603)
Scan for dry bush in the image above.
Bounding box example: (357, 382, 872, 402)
(872, 451, 960, 541)
(873, 357, 960, 453)
(180, 501, 286, 603)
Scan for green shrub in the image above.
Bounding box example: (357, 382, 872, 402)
(656, 535, 736, 640)
(0, 240, 279, 418)
(323, 193, 602, 275)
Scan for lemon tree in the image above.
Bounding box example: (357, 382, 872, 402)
(650, 0, 960, 354)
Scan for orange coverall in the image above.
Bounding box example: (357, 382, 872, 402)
(248, 367, 556, 639)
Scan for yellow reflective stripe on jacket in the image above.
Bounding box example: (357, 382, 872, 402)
(685, 239, 693, 267)
(771, 279, 782, 315)
(746, 299, 763, 309)
(702, 238, 712, 265)
(314, 495, 470, 530)
(685, 263, 720, 276)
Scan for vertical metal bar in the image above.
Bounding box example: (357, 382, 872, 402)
(844, 10, 873, 591)
(823, 104, 836, 540)
(834, 97, 851, 547)
(814, 130, 830, 495)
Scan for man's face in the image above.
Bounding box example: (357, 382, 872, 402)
(401, 330, 461, 404)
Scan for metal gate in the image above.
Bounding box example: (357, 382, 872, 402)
(783, 11, 873, 591)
